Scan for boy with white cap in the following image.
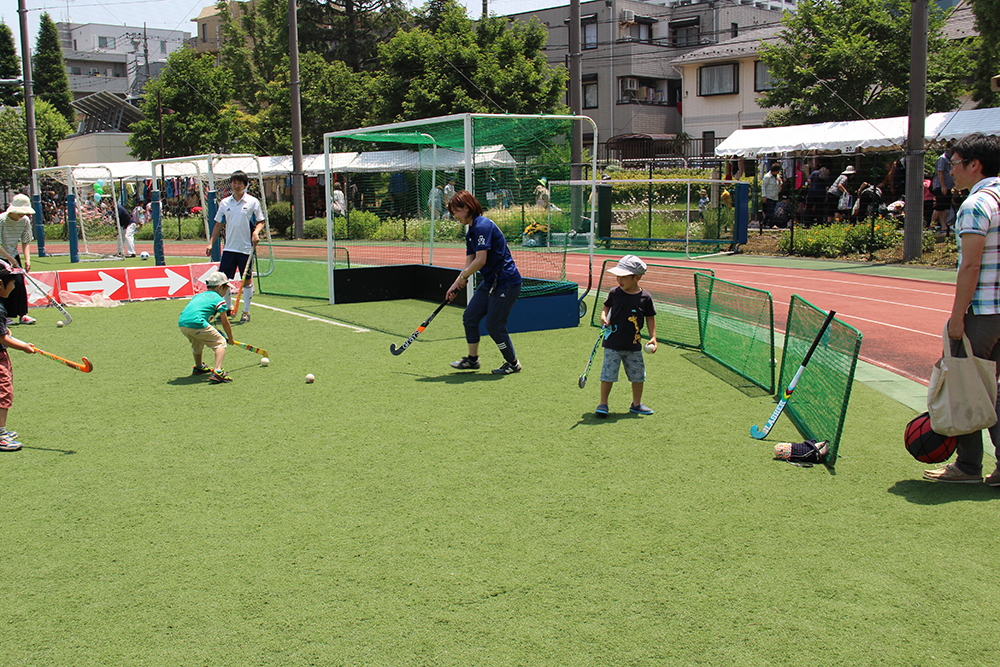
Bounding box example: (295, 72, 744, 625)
(595, 255, 657, 417)
(178, 271, 236, 384)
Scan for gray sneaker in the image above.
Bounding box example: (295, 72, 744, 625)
(451, 356, 480, 370)
(985, 465, 1000, 487)
(629, 403, 654, 416)
(492, 360, 522, 375)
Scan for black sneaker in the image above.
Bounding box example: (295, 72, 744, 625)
(209, 369, 233, 384)
(451, 356, 480, 370)
(492, 360, 522, 375)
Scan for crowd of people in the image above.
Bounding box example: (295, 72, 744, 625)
(756, 151, 968, 232)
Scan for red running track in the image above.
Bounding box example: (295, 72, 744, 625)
(566, 253, 951, 385)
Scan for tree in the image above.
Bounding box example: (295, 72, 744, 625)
(255, 52, 375, 155)
(32, 13, 75, 125)
(758, 0, 969, 125)
(298, 0, 411, 72)
(218, 0, 288, 112)
(0, 21, 22, 106)
(970, 0, 1000, 108)
(375, 0, 566, 123)
(0, 100, 72, 189)
(127, 47, 251, 160)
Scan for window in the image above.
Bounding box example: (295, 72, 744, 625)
(70, 66, 82, 76)
(89, 67, 99, 76)
(201, 23, 207, 43)
(669, 18, 699, 46)
(160, 41, 167, 54)
(583, 77, 598, 109)
(98, 36, 115, 49)
(702, 131, 716, 156)
(698, 63, 739, 96)
(754, 60, 774, 91)
(731, 23, 739, 38)
(624, 20, 653, 43)
(583, 21, 598, 49)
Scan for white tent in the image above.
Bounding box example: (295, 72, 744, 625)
(715, 107, 1000, 157)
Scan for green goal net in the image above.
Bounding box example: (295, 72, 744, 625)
(778, 295, 863, 466)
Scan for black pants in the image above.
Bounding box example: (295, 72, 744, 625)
(2, 254, 28, 319)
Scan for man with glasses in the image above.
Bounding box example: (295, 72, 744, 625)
(925, 133, 1000, 484)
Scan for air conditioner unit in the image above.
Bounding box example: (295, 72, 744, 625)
(620, 9, 635, 22)
(623, 77, 639, 92)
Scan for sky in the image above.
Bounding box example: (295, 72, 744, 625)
(2, 0, 563, 53)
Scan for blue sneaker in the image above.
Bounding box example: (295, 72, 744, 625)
(0, 434, 21, 451)
(629, 403, 654, 416)
(595, 403, 609, 417)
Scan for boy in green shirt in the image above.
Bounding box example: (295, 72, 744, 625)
(178, 271, 235, 384)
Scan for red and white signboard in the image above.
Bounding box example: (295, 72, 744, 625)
(23, 271, 59, 308)
(189, 263, 222, 295)
(127, 265, 194, 301)
(58, 267, 129, 301)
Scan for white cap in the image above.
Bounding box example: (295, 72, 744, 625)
(607, 255, 647, 277)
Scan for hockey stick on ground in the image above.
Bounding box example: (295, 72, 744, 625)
(751, 310, 836, 440)
(31, 346, 93, 373)
(233, 340, 268, 357)
(390, 300, 449, 356)
(578, 325, 610, 389)
(22, 272, 72, 324)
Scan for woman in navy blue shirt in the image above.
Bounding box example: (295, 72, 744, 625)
(445, 190, 523, 375)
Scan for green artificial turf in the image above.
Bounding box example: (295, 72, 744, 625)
(0, 294, 995, 666)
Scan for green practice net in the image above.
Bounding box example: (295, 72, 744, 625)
(694, 273, 775, 393)
(778, 296, 862, 466)
(591, 261, 713, 349)
(325, 114, 597, 301)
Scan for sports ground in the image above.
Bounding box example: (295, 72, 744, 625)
(2, 244, 993, 666)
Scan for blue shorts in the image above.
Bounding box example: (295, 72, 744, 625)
(600, 348, 645, 383)
(219, 251, 251, 281)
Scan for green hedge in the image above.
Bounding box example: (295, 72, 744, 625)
(779, 221, 904, 257)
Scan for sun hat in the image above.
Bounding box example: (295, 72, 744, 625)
(607, 254, 647, 277)
(842, 165, 856, 175)
(204, 271, 229, 287)
(5, 194, 34, 216)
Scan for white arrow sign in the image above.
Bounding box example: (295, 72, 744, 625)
(25, 278, 54, 298)
(65, 272, 125, 297)
(134, 269, 190, 295)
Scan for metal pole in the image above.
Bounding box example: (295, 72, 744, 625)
(18, 0, 43, 255)
(289, 0, 306, 239)
(570, 0, 583, 233)
(903, 0, 928, 261)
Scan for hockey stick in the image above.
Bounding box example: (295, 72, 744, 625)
(233, 340, 268, 357)
(22, 272, 72, 324)
(751, 310, 836, 440)
(390, 300, 448, 356)
(578, 325, 610, 389)
(31, 346, 93, 373)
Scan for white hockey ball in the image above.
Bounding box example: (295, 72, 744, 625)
(305, 373, 315, 383)
(260, 357, 270, 367)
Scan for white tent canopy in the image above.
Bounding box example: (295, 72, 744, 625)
(715, 107, 1000, 157)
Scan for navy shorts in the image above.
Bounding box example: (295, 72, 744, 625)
(219, 251, 251, 281)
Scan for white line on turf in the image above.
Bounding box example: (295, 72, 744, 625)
(252, 303, 369, 332)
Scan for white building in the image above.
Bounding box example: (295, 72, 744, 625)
(57, 22, 190, 99)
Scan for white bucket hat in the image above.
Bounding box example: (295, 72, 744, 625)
(5, 194, 34, 216)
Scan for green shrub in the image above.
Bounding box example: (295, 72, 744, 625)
(268, 201, 293, 238)
(778, 220, 901, 257)
(303, 217, 327, 239)
(336, 210, 381, 240)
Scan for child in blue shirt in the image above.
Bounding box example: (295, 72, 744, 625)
(178, 271, 235, 384)
(596, 255, 657, 417)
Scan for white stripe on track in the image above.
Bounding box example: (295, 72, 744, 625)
(253, 303, 369, 332)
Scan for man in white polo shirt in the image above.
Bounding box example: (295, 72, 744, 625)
(205, 171, 266, 324)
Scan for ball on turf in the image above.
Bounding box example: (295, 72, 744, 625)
(644, 342, 655, 353)
(904, 412, 957, 463)
(260, 357, 269, 367)
(56, 320, 64, 328)
(139, 251, 150, 260)
(305, 373, 315, 383)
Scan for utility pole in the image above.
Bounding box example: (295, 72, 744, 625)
(17, 0, 39, 197)
(903, 0, 928, 261)
(569, 0, 583, 230)
(289, 0, 305, 239)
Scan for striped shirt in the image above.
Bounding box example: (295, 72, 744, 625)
(956, 176, 1000, 314)
(0, 212, 32, 259)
